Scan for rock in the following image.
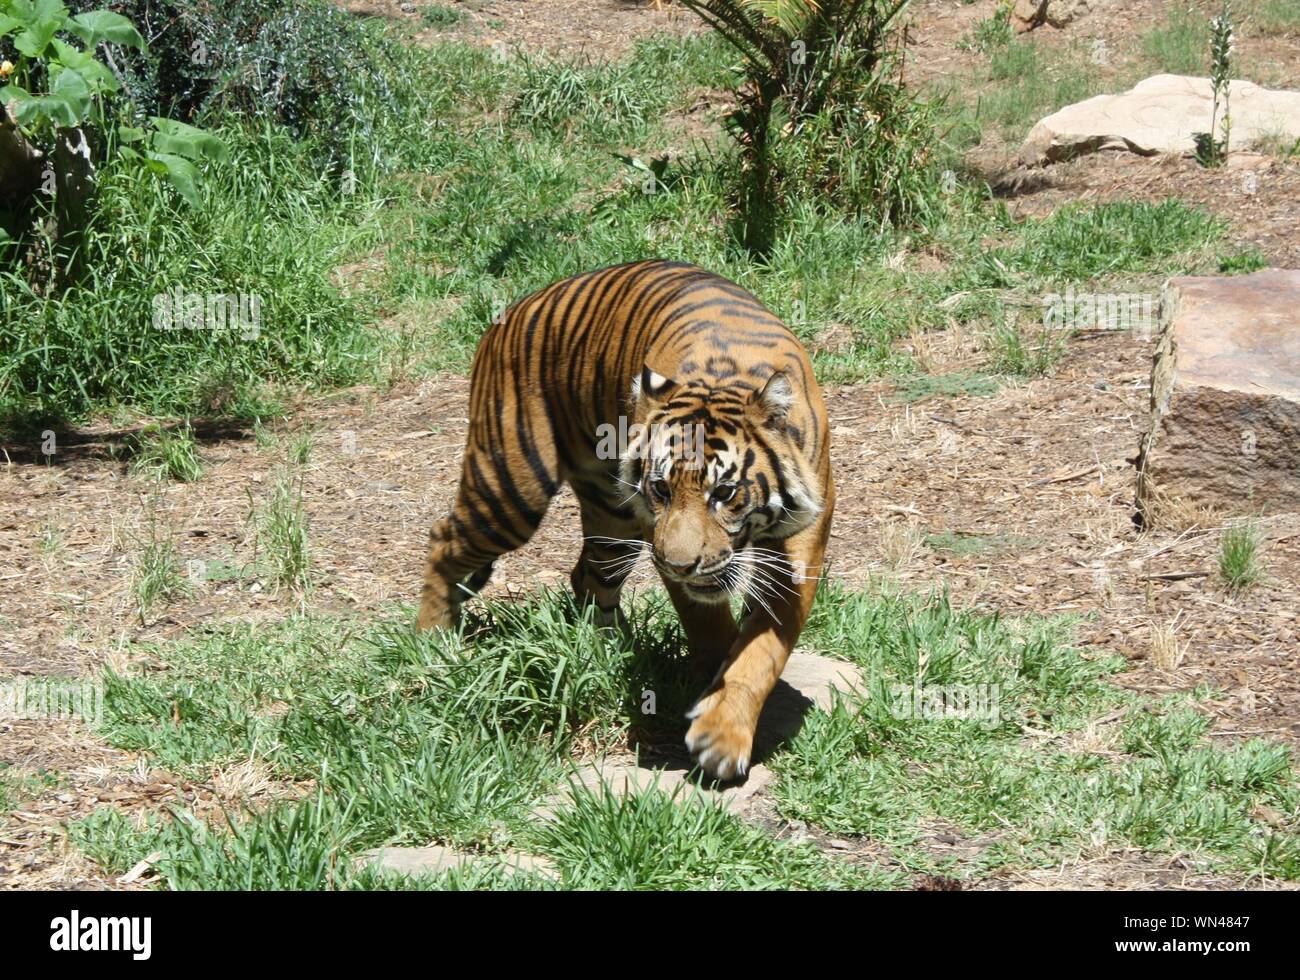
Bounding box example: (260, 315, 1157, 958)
(361, 844, 558, 880)
(1012, 0, 1048, 32)
(1135, 270, 1300, 525)
(563, 757, 777, 814)
(1013, 0, 1100, 32)
(556, 651, 862, 814)
(1224, 151, 1271, 171)
(754, 649, 861, 754)
(1018, 74, 1300, 166)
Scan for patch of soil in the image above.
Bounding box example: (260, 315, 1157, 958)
(340, 0, 704, 59)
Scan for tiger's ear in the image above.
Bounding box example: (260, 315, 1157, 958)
(632, 364, 677, 403)
(751, 369, 794, 426)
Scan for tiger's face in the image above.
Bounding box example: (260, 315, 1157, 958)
(620, 366, 823, 605)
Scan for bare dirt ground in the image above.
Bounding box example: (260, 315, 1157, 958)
(2, 0, 1298, 889)
(341, 0, 703, 57)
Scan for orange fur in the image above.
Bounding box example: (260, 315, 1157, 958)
(418, 260, 833, 779)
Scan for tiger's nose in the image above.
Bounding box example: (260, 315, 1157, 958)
(663, 556, 699, 576)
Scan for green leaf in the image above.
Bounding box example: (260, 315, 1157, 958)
(145, 150, 200, 206)
(148, 117, 228, 163)
(7, 1, 71, 25)
(69, 10, 145, 49)
(0, 15, 23, 36)
(51, 38, 120, 91)
(32, 0, 73, 18)
(10, 89, 79, 128)
(13, 17, 60, 57)
(117, 124, 145, 144)
(49, 63, 92, 120)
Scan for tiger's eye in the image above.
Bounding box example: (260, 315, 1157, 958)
(711, 484, 737, 504)
(651, 478, 671, 500)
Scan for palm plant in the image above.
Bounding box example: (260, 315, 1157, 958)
(677, 0, 916, 252)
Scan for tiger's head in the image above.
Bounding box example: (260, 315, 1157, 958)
(620, 364, 824, 605)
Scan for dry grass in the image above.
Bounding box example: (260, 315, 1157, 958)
(1149, 616, 1188, 670)
(879, 519, 924, 571)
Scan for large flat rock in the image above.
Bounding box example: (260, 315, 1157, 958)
(1019, 74, 1300, 166)
(1135, 269, 1300, 523)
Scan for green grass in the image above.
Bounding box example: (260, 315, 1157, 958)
(985, 316, 1069, 378)
(38, 520, 64, 559)
(1218, 522, 1264, 591)
(1219, 249, 1269, 274)
(132, 520, 190, 622)
(962, 40, 1098, 142)
(0, 11, 456, 433)
(0, 764, 60, 816)
(890, 371, 1002, 403)
(957, 4, 1014, 54)
(535, 781, 897, 889)
(68, 581, 1300, 889)
(994, 200, 1225, 283)
(127, 423, 205, 483)
(2, 24, 1232, 430)
(258, 468, 313, 592)
(776, 583, 1300, 880)
(287, 432, 314, 467)
(1142, 6, 1210, 75)
(0, 124, 387, 432)
(1245, 0, 1300, 36)
(420, 4, 465, 28)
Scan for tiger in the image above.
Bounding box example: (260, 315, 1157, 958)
(417, 259, 834, 780)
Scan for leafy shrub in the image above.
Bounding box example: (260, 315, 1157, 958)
(70, 0, 401, 149)
(677, 1, 939, 252)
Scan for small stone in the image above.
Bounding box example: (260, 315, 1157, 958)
(362, 845, 558, 880)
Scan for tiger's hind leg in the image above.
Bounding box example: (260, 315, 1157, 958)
(417, 439, 557, 632)
(570, 490, 646, 629)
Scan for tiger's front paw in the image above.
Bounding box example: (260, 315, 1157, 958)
(685, 688, 755, 782)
